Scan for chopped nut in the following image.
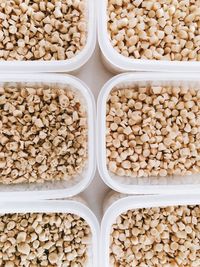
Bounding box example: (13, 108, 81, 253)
(5, 262, 14, 267)
(107, 86, 200, 178)
(0, 83, 87, 185)
(17, 243, 30, 255)
(7, 221, 15, 230)
(0, 212, 91, 266)
(48, 252, 58, 264)
(0, 0, 87, 61)
(108, 0, 200, 61)
(0, 161, 6, 168)
(110, 205, 200, 266)
(34, 118, 44, 128)
(17, 232, 27, 243)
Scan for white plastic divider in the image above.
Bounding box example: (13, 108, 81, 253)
(0, 199, 99, 267)
(98, 0, 200, 73)
(97, 72, 200, 195)
(101, 193, 200, 267)
(0, 0, 96, 73)
(0, 73, 96, 200)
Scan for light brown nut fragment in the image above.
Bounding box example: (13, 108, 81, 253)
(17, 243, 30, 255)
(110, 205, 200, 266)
(0, 212, 91, 266)
(0, 83, 87, 185)
(107, 0, 200, 61)
(106, 85, 200, 179)
(5, 262, 14, 267)
(48, 252, 58, 264)
(17, 232, 27, 243)
(0, 0, 87, 61)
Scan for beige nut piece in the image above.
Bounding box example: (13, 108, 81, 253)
(106, 86, 200, 178)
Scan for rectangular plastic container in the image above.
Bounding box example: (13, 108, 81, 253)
(0, 73, 96, 200)
(0, 0, 96, 73)
(98, 0, 200, 73)
(0, 198, 99, 267)
(101, 192, 200, 267)
(97, 72, 200, 195)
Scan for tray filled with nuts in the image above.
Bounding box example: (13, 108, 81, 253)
(0, 198, 99, 266)
(98, 0, 200, 73)
(0, 0, 95, 73)
(98, 72, 200, 195)
(101, 192, 200, 267)
(0, 73, 95, 200)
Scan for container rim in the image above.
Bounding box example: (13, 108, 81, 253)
(0, 73, 96, 200)
(97, 72, 200, 195)
(98, 0, 200, 72)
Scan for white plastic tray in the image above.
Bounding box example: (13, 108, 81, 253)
(0, 0, 96, 73)
(0, 73, 96, 200)
(97, 72, 200, 195)
(101, 192, 200, 267)
(98, 0, 200, 73)
(0, 198, 99, 267)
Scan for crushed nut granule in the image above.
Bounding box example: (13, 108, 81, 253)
(106, 86, 200, 178)
(0, 212, 91, 266)
(110, 205, 200, 267)
(0, 0, 87, 61)
(0, 83, 87, 184)
(107, 0, 200, 61)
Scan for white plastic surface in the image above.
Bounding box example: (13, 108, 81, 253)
(97, 72, 200, 195)
(0, 73, 96, 200)
(0, 199, 99, 267)
(98, 0, 200, 73)
(101, 193, 200, 267)
(102, 190, 126, 213)
(78, 45, 113, 221)
(0, 0, 96, 73)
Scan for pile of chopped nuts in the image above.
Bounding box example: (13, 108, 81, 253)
(0, 0, 87, 61)
(106, 86, 200, 178)
(0, 212, 91, 266)
(110, 205, 200, 266)
(0, 83, 87, 184)
(107, 0, 200, 61)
